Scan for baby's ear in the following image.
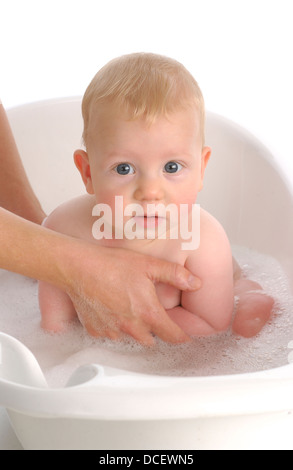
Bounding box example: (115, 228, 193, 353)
(74, 150, 94, 194)
(199, 146, 211, 191)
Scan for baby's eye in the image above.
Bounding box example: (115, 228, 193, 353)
(164, 161, 183, 174)
(115, 163, 135, 175)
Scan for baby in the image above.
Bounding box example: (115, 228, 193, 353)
(39, 53, 274, 339)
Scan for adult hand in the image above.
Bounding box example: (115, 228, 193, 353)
(0, 210, 200, 345)
(0, 209, 200, 345)
(62, 242, 201, 345)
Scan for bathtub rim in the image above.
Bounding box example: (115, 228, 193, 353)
(1, 361, 293, 420)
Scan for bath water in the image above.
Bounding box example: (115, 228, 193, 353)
(0, 246, 293, 388)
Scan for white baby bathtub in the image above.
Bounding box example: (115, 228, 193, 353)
(0, 97, 293, 450)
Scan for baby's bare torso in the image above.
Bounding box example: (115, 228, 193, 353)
(46, 194, 201, 310)
(41, 195, 274, 339)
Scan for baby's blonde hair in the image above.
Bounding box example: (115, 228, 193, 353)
(82, 52, 205, 146)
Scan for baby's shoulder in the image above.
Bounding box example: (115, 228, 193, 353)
(44, 194, 95, 239)
(200, 208, 228, 241)
(185, 208, 231, 267)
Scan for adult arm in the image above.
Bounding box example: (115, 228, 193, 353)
(0, 208, 200, 344)
(0, 102, 46, 224)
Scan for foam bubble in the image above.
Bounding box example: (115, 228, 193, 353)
(0, 245, 293, 387)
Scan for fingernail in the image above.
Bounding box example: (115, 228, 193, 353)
(188, 276, 201, 290)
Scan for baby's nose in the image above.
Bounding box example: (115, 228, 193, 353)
(134, 176, 164, 202)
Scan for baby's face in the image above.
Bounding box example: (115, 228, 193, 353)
(76, 105, 210, 236)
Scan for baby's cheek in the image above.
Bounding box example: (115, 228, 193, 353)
(179, 190, 199, 207)
(93, 191, 120, 209)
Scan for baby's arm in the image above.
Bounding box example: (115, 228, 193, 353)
(39, 280, 77, 332)
(167, 212, 234, 336)
(38, 209, 78, 332)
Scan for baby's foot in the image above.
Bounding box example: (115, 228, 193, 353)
(232, 279, 275, 338)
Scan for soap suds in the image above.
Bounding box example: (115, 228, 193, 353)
(0, 246, 293, 388)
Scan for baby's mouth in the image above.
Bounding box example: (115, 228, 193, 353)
(133, 215, 165, 229)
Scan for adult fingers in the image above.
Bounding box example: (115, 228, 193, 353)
(148, 259, 201, 292)
(149, 305, 191, 344)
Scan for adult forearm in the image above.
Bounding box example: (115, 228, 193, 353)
(0, 208, 69, 287)
(0, 104, 45, 223)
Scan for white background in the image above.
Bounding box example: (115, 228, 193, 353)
(1, 0, 293, 183)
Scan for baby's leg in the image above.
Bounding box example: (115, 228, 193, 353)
(232, 277, 274, 338)
(39, 281, 77, 332)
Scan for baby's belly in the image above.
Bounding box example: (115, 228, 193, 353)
(155, 283, 181, 310)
